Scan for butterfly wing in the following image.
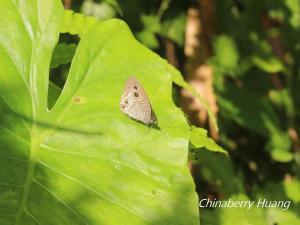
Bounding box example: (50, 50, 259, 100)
(120, 77, 156, 124)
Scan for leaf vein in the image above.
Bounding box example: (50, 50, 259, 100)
(0, 182, 23, 187)
(0, 95, 31, 132)
(41, 144, 162, 183)
(38, 160, 149, 222)
(34, 179, 89, 225)
(0, 154, 27, 162)
(0, 125, 30, 146)
(24, 209, 41, 225)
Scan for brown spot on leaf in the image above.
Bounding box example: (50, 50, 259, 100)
(73, 96, 83, 104)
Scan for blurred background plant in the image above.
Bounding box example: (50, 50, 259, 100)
(53, 0, 300, 224)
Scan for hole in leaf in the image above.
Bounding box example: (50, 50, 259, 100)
(48, 33, 79, 110)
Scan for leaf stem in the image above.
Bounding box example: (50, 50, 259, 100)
(157, 0, 171, 21)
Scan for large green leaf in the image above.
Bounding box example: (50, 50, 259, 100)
(0, 1, 199, 224)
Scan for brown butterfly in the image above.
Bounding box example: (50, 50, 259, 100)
(120, 76, 157, 125)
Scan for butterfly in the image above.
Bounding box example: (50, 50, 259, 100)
(120, 76, 157, 125)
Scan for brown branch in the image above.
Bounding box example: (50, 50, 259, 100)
(165, 38, 178, 68)
(63, 0, 72, 9)
(181, 2, 219, 140)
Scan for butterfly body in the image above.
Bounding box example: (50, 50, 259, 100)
(120, 76, 157, 125)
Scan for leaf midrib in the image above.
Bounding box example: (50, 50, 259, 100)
(14, 5, 41, 222)
(14, 125, 41, 225)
